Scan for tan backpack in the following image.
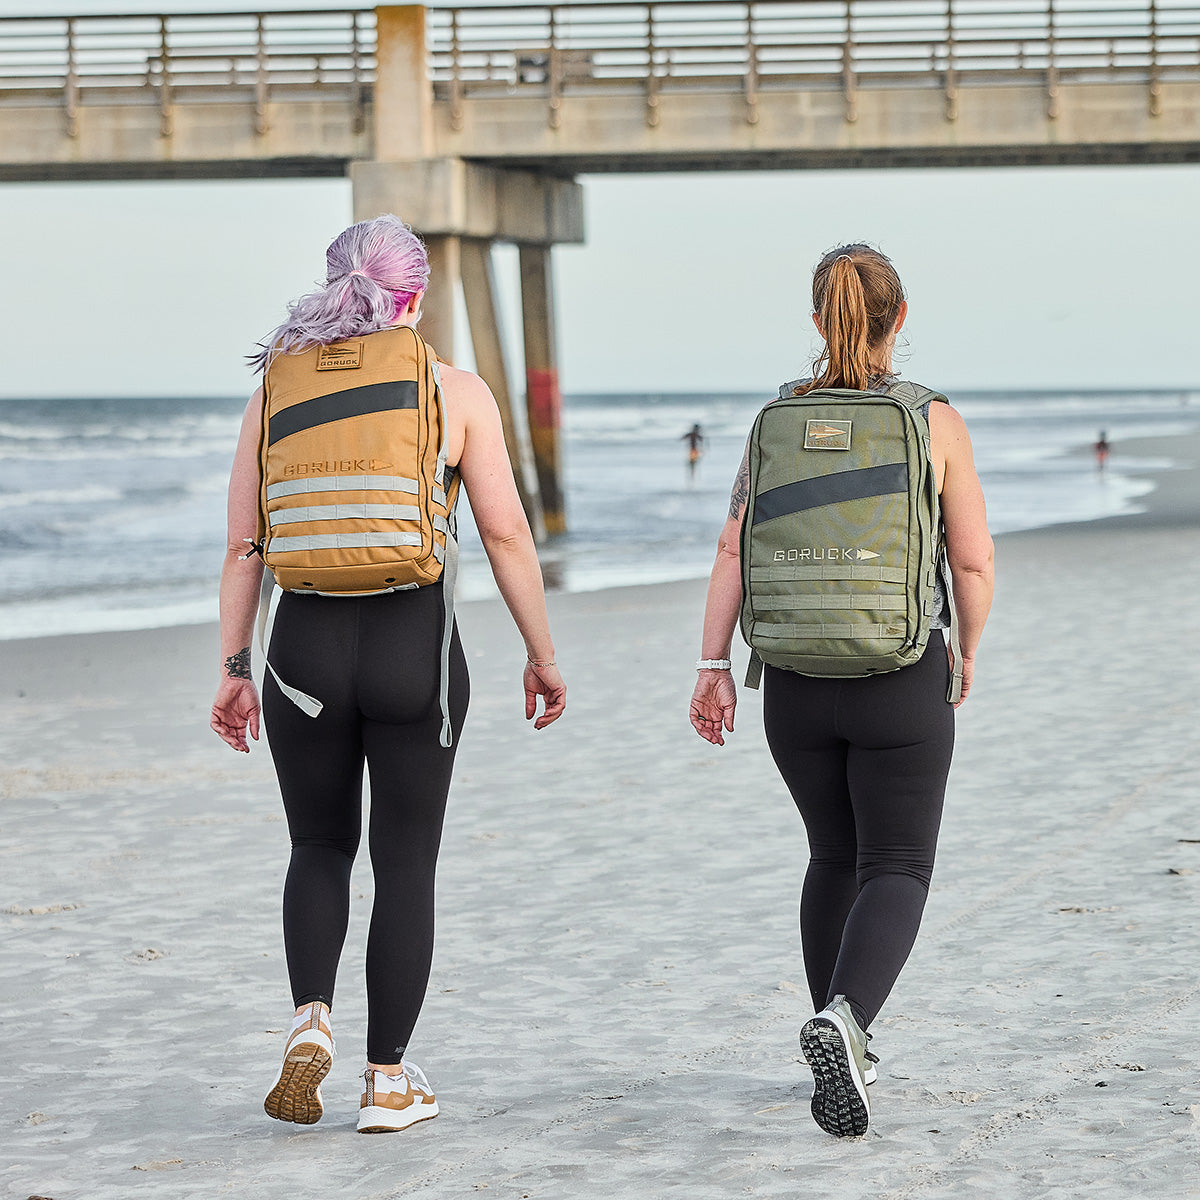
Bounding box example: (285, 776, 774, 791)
(258, 324, 458, 594)
(253, 325, 462, 744)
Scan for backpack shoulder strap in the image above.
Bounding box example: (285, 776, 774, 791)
(884, 379, 949, 411)
(423, 339, 460, 749)
(777, 378, 809, 399)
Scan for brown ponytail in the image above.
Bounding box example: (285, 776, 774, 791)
(803, 244, 906, 394)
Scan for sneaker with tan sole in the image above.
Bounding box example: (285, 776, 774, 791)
(357, 1060, 439, 1133)
(264, 1002, 334, 1125)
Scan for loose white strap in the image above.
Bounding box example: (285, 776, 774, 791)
(946, 600, 964, 705)
(257, 573, 324, 719)
(944, 550, 964, 704)
(437, 526, 458, 748)
(431, 357, 449, 487)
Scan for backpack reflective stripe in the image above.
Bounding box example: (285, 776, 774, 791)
(267, 532, 425, 553)
(268, 504, 422, 527)
(266, 474, 421, 500)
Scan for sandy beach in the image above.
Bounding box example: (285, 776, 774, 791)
(2, 431, 1199, 1200)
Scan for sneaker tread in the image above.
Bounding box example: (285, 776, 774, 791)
(264, 1043, 332, 1125)
(800, 1017, 869, 1138)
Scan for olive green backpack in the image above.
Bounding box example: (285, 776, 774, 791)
(739, 378, 962, 702)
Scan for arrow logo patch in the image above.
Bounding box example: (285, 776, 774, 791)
(804, 419, 852, 451)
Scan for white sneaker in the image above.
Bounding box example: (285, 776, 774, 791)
(357, 1060, 439, 1133)
(264, 1002, 335, 1125)
(799, 995, 872, 1137)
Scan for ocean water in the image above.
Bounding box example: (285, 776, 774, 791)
(0, 388, 1195, 640)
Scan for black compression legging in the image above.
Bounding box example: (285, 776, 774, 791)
(261, 583, 469, 1064)
(762, 632, 954, 1031)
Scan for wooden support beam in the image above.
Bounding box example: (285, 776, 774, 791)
(519, 245, 566, 536)
(460, 238, 544, 536)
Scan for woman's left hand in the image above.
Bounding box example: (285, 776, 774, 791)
(524, 662, 566, 729)
(690, 670, 737, 745)
(211, 678, 261, 752)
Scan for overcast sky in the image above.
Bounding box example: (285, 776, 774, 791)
(3, 2, 1199, 398)
(3, 164, 1198, 398)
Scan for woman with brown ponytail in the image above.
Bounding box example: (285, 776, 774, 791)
(689, 244, 994, 1138)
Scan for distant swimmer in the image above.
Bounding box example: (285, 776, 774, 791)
(210, 214, 565, 1135)
(682, 423, 705, 480)
(1094, 430, 1111, 472)
(689, 244, 994, 1138)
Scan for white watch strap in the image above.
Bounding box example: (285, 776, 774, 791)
(696, 658, 733, 670)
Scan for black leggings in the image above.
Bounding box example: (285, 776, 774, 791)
(762, 633, 954, 1030)
(262, 583, 469, 1064)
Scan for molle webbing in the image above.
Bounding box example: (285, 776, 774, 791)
(749, 564, 908, 584)
(752, 622, 907, 640)
(756, 595, 908, 612)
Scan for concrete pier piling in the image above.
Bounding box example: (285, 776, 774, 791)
(461, 237, 544, 536)
(519, 246, 567, 537)
(346, 5, 582, 537)
(420, 234, 459, 366)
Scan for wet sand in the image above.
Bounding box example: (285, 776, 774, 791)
(2, 431, 1199, 1199)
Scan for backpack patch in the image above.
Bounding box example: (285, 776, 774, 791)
(315, 341, 364, 371)
(804, 419, 852, 450)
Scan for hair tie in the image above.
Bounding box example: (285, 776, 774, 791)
(836, 254, 854, 265)
(349, 269, 369, 279)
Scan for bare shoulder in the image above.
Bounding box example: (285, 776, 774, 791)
(437, 362, 496, 412)
(928, 399, 974, 457)
(243, 386, 263, 418)
(928, 399, 969, 438)
(235, 386, 264, 443)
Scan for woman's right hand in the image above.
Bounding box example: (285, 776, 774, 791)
(524, 662, 566, 729)
(690, 670, 737, 745)
(211, 678, 261, 752)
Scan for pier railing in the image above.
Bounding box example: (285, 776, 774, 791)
(2, 1, 1199, 132)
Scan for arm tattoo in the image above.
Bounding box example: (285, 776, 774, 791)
(728, 447, 751, 519)
(225, 647, 252, 681)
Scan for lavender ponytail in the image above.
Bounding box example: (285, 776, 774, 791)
(250, 213, 430, 372)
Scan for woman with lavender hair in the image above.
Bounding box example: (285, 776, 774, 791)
(210, 214, 566, 1132)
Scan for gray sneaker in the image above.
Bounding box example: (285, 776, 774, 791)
(799, 995, 873, 1137)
